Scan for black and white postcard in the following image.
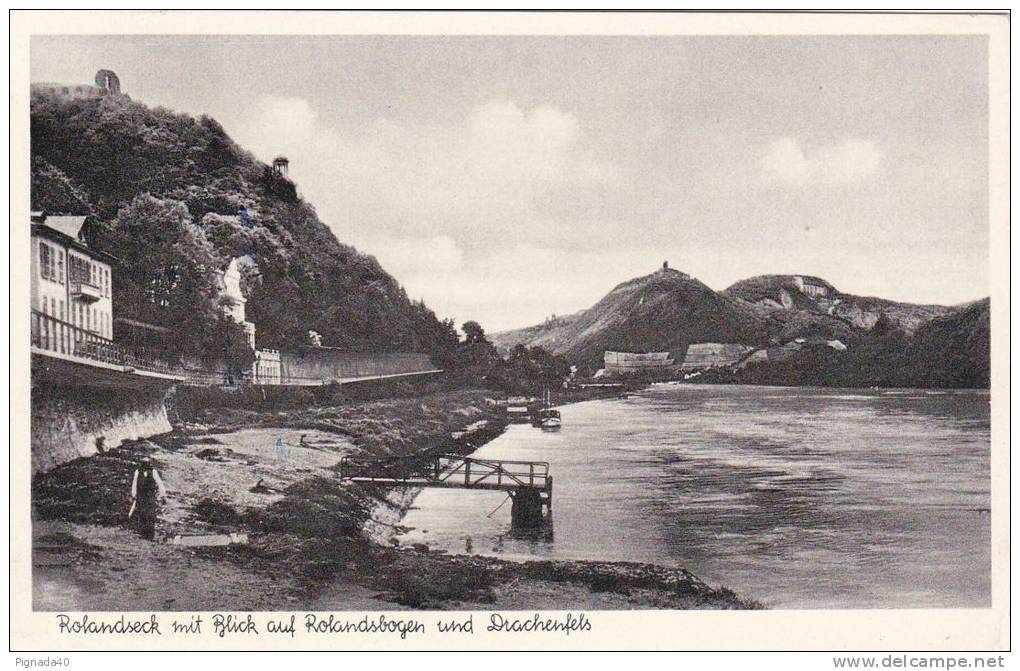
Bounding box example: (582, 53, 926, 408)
(9, 9, 1010, 654)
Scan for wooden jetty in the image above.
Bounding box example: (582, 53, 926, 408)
(339, 454, 552, 526)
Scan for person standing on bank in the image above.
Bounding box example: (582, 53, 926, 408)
(129, 458, 167, 540)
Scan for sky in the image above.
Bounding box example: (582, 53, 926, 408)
(31, 35, 989, 332)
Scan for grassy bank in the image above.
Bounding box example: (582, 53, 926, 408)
(32, 388, 760, 611)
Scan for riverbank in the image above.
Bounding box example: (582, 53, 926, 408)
(32, 388, 760, 611)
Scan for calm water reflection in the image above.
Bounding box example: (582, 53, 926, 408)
(398, 384, 990, 608)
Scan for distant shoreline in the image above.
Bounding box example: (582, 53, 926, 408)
(659, 379, 990, 392)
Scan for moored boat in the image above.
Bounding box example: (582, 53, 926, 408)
(539, 408, 561, 430)
(533, 388, 562, 430)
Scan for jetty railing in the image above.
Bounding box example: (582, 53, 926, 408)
(31, 309, 179, 375)
(340, 454, 551, 491)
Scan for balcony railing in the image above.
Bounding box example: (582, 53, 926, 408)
(31, 310, 179, 376)
(71, 280, 103, 302)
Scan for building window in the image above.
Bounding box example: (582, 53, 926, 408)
(59, 300, 64, 321)
(40, 243, 53, 281)
(57, 250, 65, 285)
(69, 256, 94, 286)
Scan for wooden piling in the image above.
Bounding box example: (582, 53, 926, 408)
(510, 488, 544, 528)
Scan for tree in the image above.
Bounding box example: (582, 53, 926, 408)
(462, 320, 487, 344)
(200, 212, 252, 260)
(30, 90, 474, 367)
(212, 313, 258, 381)
(97, 193, 253, 369)
(501, 345, 571, 394)
(434, 319, 500, 385)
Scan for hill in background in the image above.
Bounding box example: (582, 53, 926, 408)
(493, 267, 765, 371)
(493, 267, 989, 388)
(724, 274, 952, 340)
(723, 298, 990, 389)
(30, 85, 460, 364)
(31, 82, 988, 390)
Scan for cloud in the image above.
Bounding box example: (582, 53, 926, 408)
(226, 96, 617, 238)
(220, 96, 624, 328)
(366, 235, 465, 278)
(462, 101, 605, 182)
(761, 137, 882, 186)
(232, 95, 321, 153)
(393, 243, 701, 331)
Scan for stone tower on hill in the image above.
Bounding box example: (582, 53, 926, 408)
(32, 69, 124, 100)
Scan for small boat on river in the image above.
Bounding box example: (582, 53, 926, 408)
(531, 389, 562, 430)
(537, 408, 561, 430)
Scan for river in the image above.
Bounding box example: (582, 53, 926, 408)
(397, 384, 990, 608)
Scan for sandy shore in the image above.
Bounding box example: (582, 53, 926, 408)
(32, 389, 760, 611)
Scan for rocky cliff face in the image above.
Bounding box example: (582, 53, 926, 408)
(723, 274, 952, 335)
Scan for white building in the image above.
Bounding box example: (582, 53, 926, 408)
(603, 351, 676, 375)
(680, 343, 754, 370)
(219, 257, 256, 349)
(31, 213, 114, 345)
(792, 275, 831, 299)
(253, 349, 282, 385)
(218, 256, 286, 384)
